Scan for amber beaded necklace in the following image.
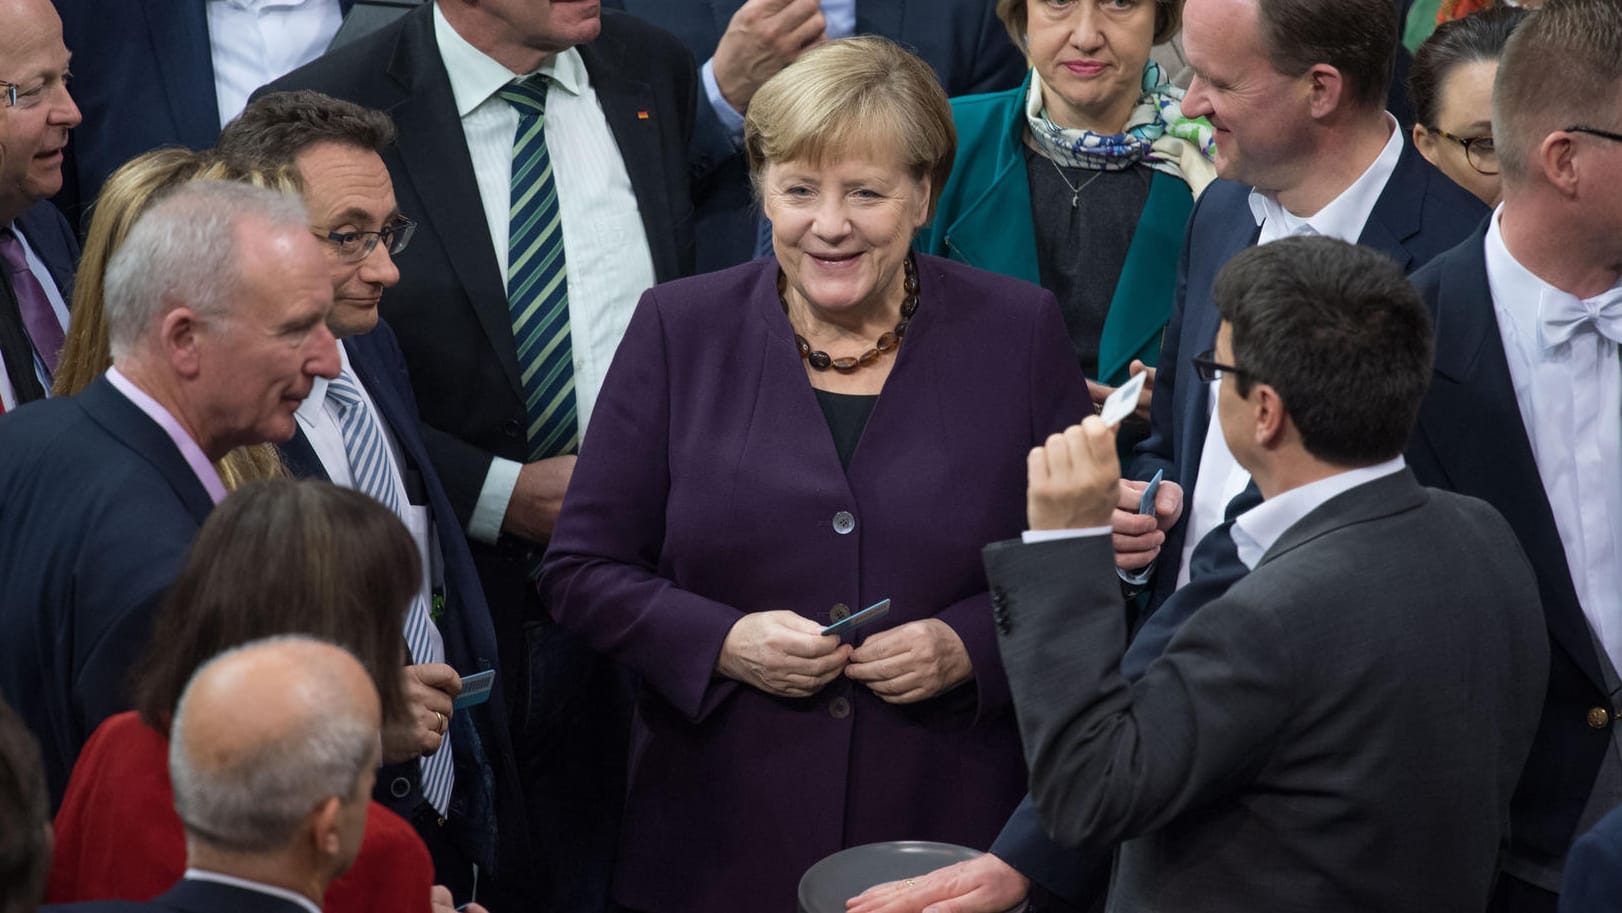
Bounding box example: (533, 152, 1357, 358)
(784, 255, 919, 373)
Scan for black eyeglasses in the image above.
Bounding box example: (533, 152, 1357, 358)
(1190, 349, 1250, 384)
(1565, 124, 1622, 145)
(317, 217, 417, 263)
(1429, 127, 1497, 175)
(0, 82, 15, 109)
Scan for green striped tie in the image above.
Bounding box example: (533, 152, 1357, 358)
(499, 76, 577, 461)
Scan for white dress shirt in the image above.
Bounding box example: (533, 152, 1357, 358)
(206, 0, 343, 127)
(434, 5, 658, 543)
(0, 222, 71, 411)
(183, 870, 322, 913)
(1177, 117, 1404, 589)
(1483, 209, 1622, 671)
(1229, 458, 1407, 569)
(700, 0, 857, 145)
(294, 345, 444, 660)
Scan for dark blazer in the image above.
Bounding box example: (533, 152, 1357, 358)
(539, 254, 1091, 913)
(14, 199, 79, 294)
(987, 470, 1548, 911)
(602, 0, 1027, 272)
(1408, 226, 1606, 882)
(52, 0, 355, 227)
(0, 376, 214, 806)
(1129, 138, 1487, 609)
(1559, 804, 1622, 913)
(276, 319, 529, 877)
(42, 876, 315, 913)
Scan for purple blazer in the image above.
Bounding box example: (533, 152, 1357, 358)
(540, 253, 1090, 912)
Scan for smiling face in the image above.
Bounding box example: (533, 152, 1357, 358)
(1413, 59, 1501, 206)
(761, 149, 932, 323)
(1027, 0, 1159, 133)
(1180, 0, 1312, 192)
(0, 0, 81, 221)
(294, 142, 403, 339)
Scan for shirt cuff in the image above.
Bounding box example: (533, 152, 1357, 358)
(1021, 526, 1112, 544)
(701, 57, 747, 149)
(1117, 561, 1155, 586)
(468, 457, 523, 545)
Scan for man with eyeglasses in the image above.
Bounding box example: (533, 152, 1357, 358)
(214, 89, 533, 912)
(1405, 0, 1622, 908)
(0, 0, 80, 414)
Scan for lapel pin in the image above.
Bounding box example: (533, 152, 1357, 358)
(637, 110, 651, 120)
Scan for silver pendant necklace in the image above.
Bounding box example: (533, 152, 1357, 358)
(1048, 156, 1105, 208)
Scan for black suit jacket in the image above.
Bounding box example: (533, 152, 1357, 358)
(1409, 225, 1604, 875)
(987, 471, 1547, 911)
(41, 876, 313, 913)
(277, 319, 529, 874)
(602, 0, 1026, 271)
(1129, 137, 1487, 610)
(52, 0, 355, 228)
(0, 377, 214, 806)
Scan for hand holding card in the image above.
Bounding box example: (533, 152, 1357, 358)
(1099, 370, 1148, 428)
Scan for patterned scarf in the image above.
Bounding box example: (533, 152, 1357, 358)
(1025, 61, 1218, 195)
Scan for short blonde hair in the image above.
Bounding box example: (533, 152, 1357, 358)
(1494, 0, 1622, 180)
(744, 36, 956, 218)
(996, 0, 1184, 52)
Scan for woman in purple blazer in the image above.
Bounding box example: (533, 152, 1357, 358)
(540, 37, 1091, 913)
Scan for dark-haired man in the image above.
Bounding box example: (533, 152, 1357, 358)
(215, 90, 530, 910)
(986, 236, 1545, 911)
(1406, 0, 1622, 907)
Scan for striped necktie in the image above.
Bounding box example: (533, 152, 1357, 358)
(326, 370, 454, 815)
(499, 76, 578, 461)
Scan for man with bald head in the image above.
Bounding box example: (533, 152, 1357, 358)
(0, 0, 81, 412)
(0, 180, 340, 806)
(43, 636, 382, 913)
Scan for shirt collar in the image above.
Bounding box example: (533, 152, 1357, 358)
(294, 339, 351, 426)
(1230, 456, 1407, 570)
(104, 367, 228, 505)
(1247, 114, 1404, 244)
(182, 870, 322, 913)
(433, 2, 586, 119)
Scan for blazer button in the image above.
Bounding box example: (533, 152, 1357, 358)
(829, 603, 850, 623)
(389, 776, 413, 798)
(832, 511, 856, 535)
(829, 696, 852, 719)
(1589, 707, 1612, 730)
(501, 419, 522, 439)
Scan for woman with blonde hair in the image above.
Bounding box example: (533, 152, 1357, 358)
(53, 148, 290, 488)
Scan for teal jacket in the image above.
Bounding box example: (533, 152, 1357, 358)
(919, 73, 1195, 386)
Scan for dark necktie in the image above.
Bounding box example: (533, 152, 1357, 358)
(1122, 480, 1263, 680)
(0, 228, 65, 390)
(0, 248, 46, 405)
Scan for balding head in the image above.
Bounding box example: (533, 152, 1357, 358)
(0, 0, 81, 222)
(170, 637, 379, 878)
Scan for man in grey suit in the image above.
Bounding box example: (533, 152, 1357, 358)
(981, 236, 1548, 911)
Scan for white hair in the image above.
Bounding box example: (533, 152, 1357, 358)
(103, 180, 309, 359)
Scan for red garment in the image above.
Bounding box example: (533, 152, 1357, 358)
(1439, 0, 1493, 21)
(47, 711, 433, 913)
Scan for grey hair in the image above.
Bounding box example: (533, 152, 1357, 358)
(103, 180, 309, 360)
(168, 635, 377, 854)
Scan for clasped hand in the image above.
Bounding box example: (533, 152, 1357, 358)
(716, 613, 972, 703)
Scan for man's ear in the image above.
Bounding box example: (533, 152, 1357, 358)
(1535, 130, 1581, 198)
(1251, 383, 1290, 449)
(159, 305, 205, 380)
(308, 796, 344, 861)
(1304, 64, 1345, 121)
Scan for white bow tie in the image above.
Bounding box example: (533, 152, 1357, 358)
(1539, 284, 1622, 349)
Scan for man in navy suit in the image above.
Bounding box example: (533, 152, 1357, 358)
(1406, 1, 1622, 908)
(851, 0, 1488, 908)
(1, 0, 80, 410)
(214, 90, 532, 910)
(602, 0, 1025, 270)
(41, 637, 423, 913)
(0, 181, 341, 807)
(51, 0, 353, 229)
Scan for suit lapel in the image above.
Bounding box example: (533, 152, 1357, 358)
(1414, 233, 1600, 686)
(381, 7, 523, 400)
(138, 0, 221, 144)
(1259, 469, 1426, 567)
(78, 377, 215, 525)
(278, 426, 330, 481)
(1356, 138, 1428, 273)
(344, 336, 424, 478)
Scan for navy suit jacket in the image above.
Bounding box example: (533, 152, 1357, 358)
(14, 198, 78, 293)
(601, 0, 1026, 272)
(52, 0, 355, 228)
(1561, 804, 1622, 913)
(1408, 225, 1603, 877)
(0, 377, 214, 807)
(276, 319, 528, 875)
(41, 877, 312, 913)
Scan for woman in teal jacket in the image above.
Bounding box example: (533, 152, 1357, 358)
(920, 0, 1214, 428)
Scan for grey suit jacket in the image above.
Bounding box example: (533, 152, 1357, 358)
(985, 469, 1547, 912)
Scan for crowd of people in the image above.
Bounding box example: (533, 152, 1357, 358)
(0, 0, 1619, 912)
